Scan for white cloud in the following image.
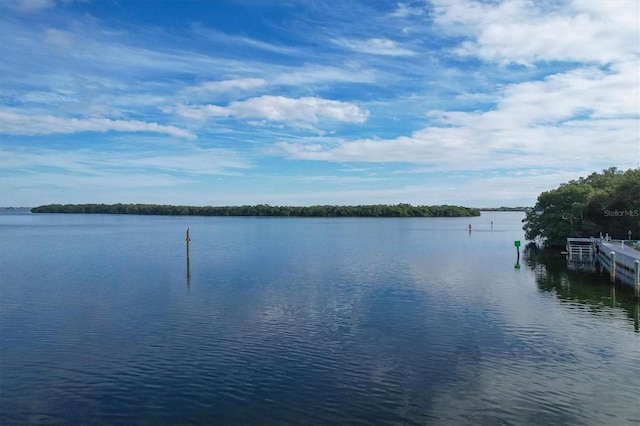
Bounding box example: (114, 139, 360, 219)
(433, 0, 639, 65)
(186, 78, 267, 94)
(498, 62, 638, 121)
(281, 113, 638, 171)
(436, 61, 640, 132)
(1, 0, 638, 208)
(279, 58, 639, 171)
(175, 96, 369, 127)
(390, 3, 426, 18)
(0, 111, 196, 139)
(334, 38, 416, 56)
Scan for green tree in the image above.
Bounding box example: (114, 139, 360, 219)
(523, 168, 640, 246)
(523, 182, 593, 245)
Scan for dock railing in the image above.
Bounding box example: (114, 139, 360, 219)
(566, 237, 594, 261)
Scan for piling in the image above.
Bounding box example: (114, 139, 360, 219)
(186, 228, 191, 282)
(611, 284, 616, 307)
(634, 260, 640, 297)
(609, 251, 616, 282)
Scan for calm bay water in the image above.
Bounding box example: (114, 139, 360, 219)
(1, 211, 638, 425)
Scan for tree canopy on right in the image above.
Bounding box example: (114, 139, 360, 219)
(523, 168, 640, 246)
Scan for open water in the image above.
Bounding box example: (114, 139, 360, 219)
(0, 210, 638, 425)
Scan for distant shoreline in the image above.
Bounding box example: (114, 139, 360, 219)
(29, 203, 482, 218)
(478, 207, 529, 212)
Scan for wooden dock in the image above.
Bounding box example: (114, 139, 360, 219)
(566, 237, 640, 296)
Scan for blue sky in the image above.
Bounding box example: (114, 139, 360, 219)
(1, 0, 638, 207)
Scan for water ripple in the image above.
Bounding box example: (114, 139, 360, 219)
(2, 214, 639, 425)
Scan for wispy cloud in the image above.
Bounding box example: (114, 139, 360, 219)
(334, 38, 416, 56)
(3, 0, 56, 13)
(273, 64, 378, 86)
(185, 78, 267, 94)
(0, 0, 637, 207)
(279, 58, 638, 171)
(0, 111, 196, 139)
(390, 3, 426, 19)
(191, 25, 300, 56)
(1, 146, 252, 182)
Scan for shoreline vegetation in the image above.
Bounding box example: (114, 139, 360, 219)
(30, 203, 481, 218)
(522, 167, 640, 246)
(478, 207, 529, 212)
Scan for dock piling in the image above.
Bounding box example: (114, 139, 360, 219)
(186, 228, 191, 282)
(609, 251, 616, 282)
(634, 260, 639, 297)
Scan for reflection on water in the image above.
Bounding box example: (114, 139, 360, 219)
(1, 212, 639, 425)
(525, 245, 640, 331)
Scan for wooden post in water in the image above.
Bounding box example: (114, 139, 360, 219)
(186, 228, 191, 282)
(609, 251, 616, 282)
(634, 259, 639, 297)
(514, 240, 521, 269)
(611, 283, 616, 307)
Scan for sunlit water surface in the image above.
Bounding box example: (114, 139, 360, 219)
(1, 211, 638, 425)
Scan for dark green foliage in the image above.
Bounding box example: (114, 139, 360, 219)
(523, 168, 640, 246)
(31, 203, 481, 218)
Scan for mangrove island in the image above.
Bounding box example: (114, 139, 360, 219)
(31, 203, 481, 218)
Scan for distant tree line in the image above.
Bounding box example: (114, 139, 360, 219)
(31, 203, 480, 218)
(522, 167, 640, 246)
(479, 207, 530, 212)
